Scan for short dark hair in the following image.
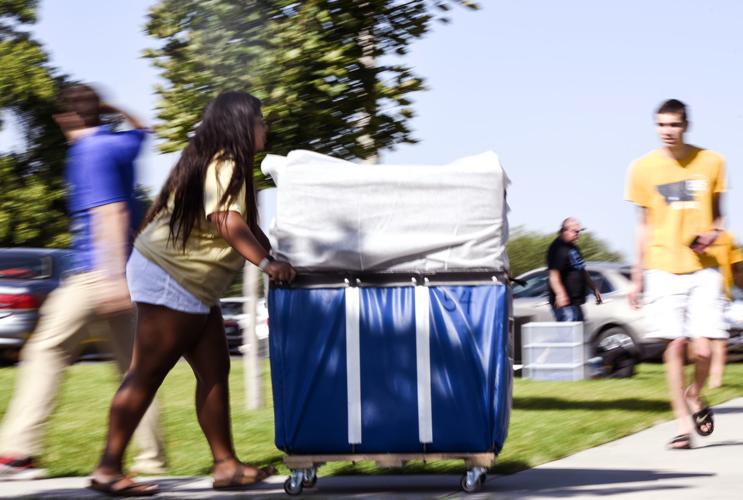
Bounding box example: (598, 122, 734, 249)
(656, 99, 688, 123)
(58, 84, 102, 127)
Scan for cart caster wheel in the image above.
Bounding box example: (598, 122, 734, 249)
(284, 476, 303, 496)
(302, 468, 317, 488)
(460, 474, 481, 493)
(461, 466, 487, 493)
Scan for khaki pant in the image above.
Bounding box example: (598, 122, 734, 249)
(0, 272, 166, 470)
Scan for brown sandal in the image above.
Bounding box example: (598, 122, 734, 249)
(89, 474, 159, 497)
(212, 464, 276, 490)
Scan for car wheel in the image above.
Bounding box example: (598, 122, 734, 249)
(594, 326, 639, 357)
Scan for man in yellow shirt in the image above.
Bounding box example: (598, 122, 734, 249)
(625, 99, 725, 450)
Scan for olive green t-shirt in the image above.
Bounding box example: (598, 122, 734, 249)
(135, 158, 247, 306)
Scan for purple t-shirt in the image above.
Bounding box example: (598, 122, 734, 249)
(65, 126, 147, 272)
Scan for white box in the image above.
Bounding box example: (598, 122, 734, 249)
(523, 344, 590, 366)
(522, 322, 588, 381)
(522, 321, 584, 345)
(522, 364, 587, 381)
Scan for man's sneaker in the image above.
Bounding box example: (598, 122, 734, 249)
(0, 456, 48, 480)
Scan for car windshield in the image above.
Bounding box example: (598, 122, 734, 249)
(587, 270, 615, 295)
(513, 272, 549, 299)
(0, 255, 53, 280)
(220, 301, 245, 316)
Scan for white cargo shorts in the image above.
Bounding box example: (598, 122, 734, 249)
(644, 269, 728, 340)
(643, 268, 727, 340)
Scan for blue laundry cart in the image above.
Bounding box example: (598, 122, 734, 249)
(268, 271, 513, 495)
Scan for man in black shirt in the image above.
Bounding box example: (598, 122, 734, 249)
(546, 217, 602, 321)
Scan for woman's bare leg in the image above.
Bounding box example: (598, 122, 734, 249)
(182, 306, 268, 483)
(94, 303, 207, 476)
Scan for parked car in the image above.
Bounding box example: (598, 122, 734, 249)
(512, 262, 667, 364)
(0, 248, 73, 362)
(219, 297, 269, 356)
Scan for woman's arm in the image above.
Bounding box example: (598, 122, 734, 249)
(253, 224, 271, 253)
(209, 210, 295, 282)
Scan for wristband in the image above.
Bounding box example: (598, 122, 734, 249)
(258, 255, 274, 272)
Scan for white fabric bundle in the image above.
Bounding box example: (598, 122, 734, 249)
(261, 150, 510, 273)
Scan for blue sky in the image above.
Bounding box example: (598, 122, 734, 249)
(2, 0, 743, 259)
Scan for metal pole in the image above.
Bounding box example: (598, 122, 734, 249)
(242, 262, 261, 410)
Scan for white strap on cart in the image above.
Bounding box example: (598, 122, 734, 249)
(415, 285, 433, 444)
(345, 286, 362, 445)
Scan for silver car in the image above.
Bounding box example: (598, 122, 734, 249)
(0, 248, 73, 361)
(219, 297, 269, 356)
(512, 262, 666, 363)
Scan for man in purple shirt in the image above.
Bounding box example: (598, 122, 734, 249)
(0, 85, 166, 479)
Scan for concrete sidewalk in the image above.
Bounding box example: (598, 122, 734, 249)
(3, 398, 742, 499)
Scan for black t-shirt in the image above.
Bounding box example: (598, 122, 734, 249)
(546, 237, 587, 306)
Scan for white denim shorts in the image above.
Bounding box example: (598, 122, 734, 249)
(644, 268, 727, 340)
(126, 249, 210, 314)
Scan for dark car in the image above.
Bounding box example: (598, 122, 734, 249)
(0, 248, 73, 361)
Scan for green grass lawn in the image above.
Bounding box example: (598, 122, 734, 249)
(1, 360, 742, 478)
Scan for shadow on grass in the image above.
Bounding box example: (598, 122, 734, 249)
(514, 397, 668, 412)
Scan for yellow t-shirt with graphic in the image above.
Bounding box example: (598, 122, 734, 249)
(624, 147, 726, 274)
(135, 157, 248, 306)
(703, 231, 743, 298)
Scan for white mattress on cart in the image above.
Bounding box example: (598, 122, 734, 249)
(261, 150, 510, 273)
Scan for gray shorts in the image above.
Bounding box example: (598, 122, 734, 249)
(126, 249, 210, 314)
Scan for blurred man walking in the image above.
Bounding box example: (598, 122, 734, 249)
(626, 99, 725, 449)
(0, 85, 166, 479)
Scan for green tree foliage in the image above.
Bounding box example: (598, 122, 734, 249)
(0, 0, 69, 247)
(507, 226, 624, 277)
(145, 0, 479, 171)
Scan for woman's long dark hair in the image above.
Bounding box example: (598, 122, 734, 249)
(144, 91, 262, 250)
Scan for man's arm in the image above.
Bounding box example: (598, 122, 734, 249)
(101, 103, 148, 130)
(691, 193, 724, 253)
(547, 243, 570, 307)
(629, 207, 649, 309)
(91, 201, 132, 314)
(548, 270, 570, 308)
